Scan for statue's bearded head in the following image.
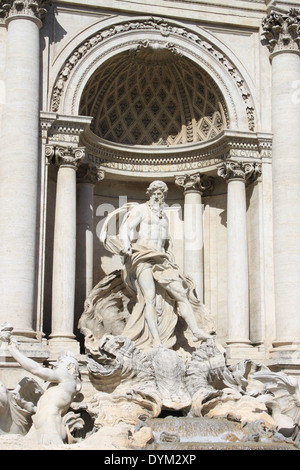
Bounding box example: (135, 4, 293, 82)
(146, 180, 168, 207)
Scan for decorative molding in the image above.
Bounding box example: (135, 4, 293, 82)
(262, 8, 300, 54)
(217, 160, 262, 183)
(46, 145, 85, 170)
(40, 112, 93, 148)
(82, 129, 271, 176)
(175, 173, 214, 195)
(77, 164, 105, 184)
(50, 16, 255, 132)
(41, 114, 270, 178)
(0, 0, 49, 22)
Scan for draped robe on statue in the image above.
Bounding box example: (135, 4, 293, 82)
(79, 204, 214, 352)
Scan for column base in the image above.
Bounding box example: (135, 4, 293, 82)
(225, 341, 266, 365)
(269, 341, 300, 370)
(11, 327, 38, 340)
(48, 336, 80, 360)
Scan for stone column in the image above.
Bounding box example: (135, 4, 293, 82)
(0, 1, 48, 339)
(175, 173, 213, 302)
(75, 165, 104, 329)
(262, 9, 300, 363)
(48, 145, 85, 357)
(218, 161, 261, 356)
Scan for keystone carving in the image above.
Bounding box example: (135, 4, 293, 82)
(262, 8, 300, 54)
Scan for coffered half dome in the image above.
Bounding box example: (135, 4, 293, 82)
(79, 43, 229, 147)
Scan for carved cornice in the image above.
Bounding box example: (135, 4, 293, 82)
(217, 161, 262, 183)
(46, 145, 85, 170)
(77, 164, 105, 184)
(262, 8, 300, 55)
(40, 112, 93, 149)
(0, 0, 49, 23)
(175, 173, 214, 195)
(82, 128, 271, 176)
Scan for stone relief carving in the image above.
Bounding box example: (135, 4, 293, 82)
(129, 40, 183, 64)
(51, 16, 255, 132)
(262, 8, 300, 54)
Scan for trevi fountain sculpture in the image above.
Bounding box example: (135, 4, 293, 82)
(1, 181, 300, 450)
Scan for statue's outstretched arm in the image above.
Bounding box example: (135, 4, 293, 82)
(8, 341, 59, 383)
(0, 324, 59, 382)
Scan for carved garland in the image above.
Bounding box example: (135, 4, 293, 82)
(51, 16, 255, 132)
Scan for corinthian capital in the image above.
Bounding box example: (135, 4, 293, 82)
(218, 161, 261, 183)
(0, 0, 49, 22)
(46, 145, 85, 170)
(262, 8, 300, 54)
(175, 173, 214, 195)
(77, 164, 105, 184)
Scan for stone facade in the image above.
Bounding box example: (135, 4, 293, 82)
(0, 0, 300, 388)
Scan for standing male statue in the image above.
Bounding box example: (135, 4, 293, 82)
(79, 180, 213, 353)
(118, 180, 210, 348)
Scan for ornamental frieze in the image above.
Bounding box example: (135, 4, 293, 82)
(80, 127, 270, 173)
(91, 158, 224, 175)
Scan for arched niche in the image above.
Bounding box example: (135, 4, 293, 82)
(50, 16, 259, 135)
(79, 45, 229, 147)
